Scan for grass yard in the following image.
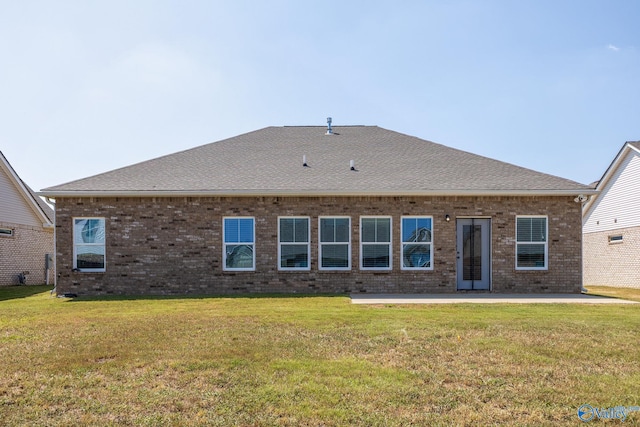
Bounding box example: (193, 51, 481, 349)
(1, 286, 640, 426)
(585, 285, 640, 303)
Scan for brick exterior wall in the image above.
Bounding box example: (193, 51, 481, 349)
(54, 195, 583, 296)
(583, 226, 640, 289)
(0, 222, 54, 285)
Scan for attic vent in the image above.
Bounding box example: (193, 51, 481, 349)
(326, 117, 333, 135)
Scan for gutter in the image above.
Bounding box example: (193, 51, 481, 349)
(38, 189, 599, 198)
(45, 197, 57, 291)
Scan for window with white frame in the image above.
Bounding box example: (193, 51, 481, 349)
(360, 216, 392, 270)
(223, 217, 255, 271)
(0, 227, 14, 237)
(608, 234, 623, 244)
(279, 217, 310, 270)
(319, 217, 351, 270)
(401, 216, 433, 270)
(516, 216, 548, 270)
(73, 218, 106, 272)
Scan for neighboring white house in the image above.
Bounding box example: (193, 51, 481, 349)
(0, 151, 55, 285)
(583, 141, 640, 289)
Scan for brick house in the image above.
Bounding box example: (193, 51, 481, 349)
(1, 151, 55, 285)
(583, 141, 640, 289)
(41, 124, 594, 296)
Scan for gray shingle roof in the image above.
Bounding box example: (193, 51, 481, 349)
(41, 126, 592, 196)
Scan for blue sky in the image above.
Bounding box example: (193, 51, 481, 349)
(1, 1, 638, 192)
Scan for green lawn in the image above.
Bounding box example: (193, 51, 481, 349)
(1, 286, 640, 426)
(585, 285, 640, 302)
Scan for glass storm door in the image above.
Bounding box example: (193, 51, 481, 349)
(456, 219, 491, 290)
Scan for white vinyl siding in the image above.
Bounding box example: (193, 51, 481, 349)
(584, 150, 640, 233)
(360, 216, 392, 270)
(278, 217, 310, 270)
(516, 216, 548, 270)
(0, 163, 42, 227)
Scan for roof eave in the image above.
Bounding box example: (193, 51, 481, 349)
(39, 188, 598, 198)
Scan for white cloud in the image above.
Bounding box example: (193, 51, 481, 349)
(607, 44, 620, 51)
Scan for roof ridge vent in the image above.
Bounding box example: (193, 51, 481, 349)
(326, 117, 333, 135)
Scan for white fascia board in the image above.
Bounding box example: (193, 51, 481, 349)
(39, 188, 597, 198)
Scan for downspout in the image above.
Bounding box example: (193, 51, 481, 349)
(45, 197, 57, 294)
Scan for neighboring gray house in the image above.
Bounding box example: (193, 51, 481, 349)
(583, 141, 640, 289)
(41, 123, 594, 296)
(1, 151, 55, 285)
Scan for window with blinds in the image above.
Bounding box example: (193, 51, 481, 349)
(516, 216, 548, 270)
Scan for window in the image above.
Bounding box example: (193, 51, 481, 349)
(73, 218, 106, 272)
(360, 216, 392, 270)
(279, 217, 310, 270)
(401, 216, 433, 270)
(223, 217, 255, 271)
(319, 217, 351, 270)
(0, 228, 14, 237)
(516, 216, 547, 270)
(608, 235, 623, 244)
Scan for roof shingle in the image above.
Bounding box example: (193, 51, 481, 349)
(41, 126, 592, 196)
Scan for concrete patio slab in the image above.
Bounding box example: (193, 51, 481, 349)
(350, 294, 639, 304)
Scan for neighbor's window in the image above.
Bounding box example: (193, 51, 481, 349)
(516, 216, 547, 270)
(73, 218, 106, 272)
(401, 216, 433, 270)
(608, 235, 623, 244)
(0, 228, 14, 237)
(279, 217, 310, 270)
(360, 216, 392, 270)
(319, 217, 351, 270)
(223, 217, 255, 271)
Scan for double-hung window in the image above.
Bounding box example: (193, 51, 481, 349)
(279, 217, 310, 270)
(73, 218, 106, 272)
(223, 217, 255, 271)
(319, 217, 351, 270)
(401, 216, 433, 270)
(360, 216, 392, 270)
(516, 216, 548, 270)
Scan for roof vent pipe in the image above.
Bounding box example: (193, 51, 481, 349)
(350, 160, 355, 170)
(303, 155, 308, 167)
(326, 117, 333, 135)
